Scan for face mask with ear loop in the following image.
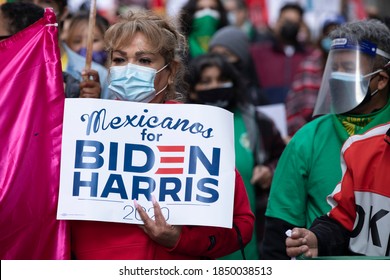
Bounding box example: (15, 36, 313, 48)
(195, 82, 235, 108)
(354, 60, 390, 108)
(108, 63, 169, 102)
(366, 60, 390, 97)
(328, 69, 383, 112)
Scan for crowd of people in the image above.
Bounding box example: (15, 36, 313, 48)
(1, 0, 390, 260)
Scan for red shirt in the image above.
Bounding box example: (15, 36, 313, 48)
(328, 123, 390, 256)
(71, 169, 254, 259)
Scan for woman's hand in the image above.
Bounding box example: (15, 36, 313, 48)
(79, 69, 101, 98)
(134, 196, 182, 248)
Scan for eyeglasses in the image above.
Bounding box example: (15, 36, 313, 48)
(0, 35, 11, 41)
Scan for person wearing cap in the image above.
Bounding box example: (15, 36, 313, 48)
(285, 14, 345, 138)
(262, 19, 390, 259)
(208, 26, 287, 251)
(208, 25, 268, 106)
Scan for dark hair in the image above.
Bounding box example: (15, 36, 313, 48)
(226, 0, 248, 10)
(178, 0, 228, 37)
(329, 19, 390, 73)
(187, 52, 246, 105)
(53, 0, 68, 16)
(1, 2, 44, 35)
(236, 0, 248, 10)
(17, 0, 67, 17)
(279, 2, 304, 18)
(67, 11, 110, 38)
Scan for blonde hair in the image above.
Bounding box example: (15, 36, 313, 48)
(104, 10, 188, 101)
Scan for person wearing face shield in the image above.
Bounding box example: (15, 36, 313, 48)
(286, 119, 390, 258)
(287, 62, 390, 258)
(262, 19, 390, 259)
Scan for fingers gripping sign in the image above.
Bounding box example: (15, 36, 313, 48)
(134, 196, 182, 248)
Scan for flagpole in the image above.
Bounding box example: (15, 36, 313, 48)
(85, 0, 97, 72)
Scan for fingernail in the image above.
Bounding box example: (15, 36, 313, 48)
(151, 194, 157, 205)
(133, 199, 138, 208)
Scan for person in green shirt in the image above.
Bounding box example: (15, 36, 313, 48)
(186, 52, 286, 259)
(261, 19, 390, 259)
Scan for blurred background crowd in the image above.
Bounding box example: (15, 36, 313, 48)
(2, 0, 390, 260)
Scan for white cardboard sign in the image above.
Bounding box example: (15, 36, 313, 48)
(57, 99, 235, 228)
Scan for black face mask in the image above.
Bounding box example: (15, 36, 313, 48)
(196, 87, 236, 109)
(280, 21, 299, 43)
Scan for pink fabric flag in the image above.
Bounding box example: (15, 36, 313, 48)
(0, 8, 70, 259)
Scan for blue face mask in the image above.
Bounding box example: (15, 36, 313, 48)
(77, 47, 108, 66)
(329, 71, 378, 113)
(108, 63, 168, 102)
(320, 37, 332, 53)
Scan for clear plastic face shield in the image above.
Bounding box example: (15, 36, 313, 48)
(313, 38, 390, 116)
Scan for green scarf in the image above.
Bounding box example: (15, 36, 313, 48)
(188, 12, 220, 58)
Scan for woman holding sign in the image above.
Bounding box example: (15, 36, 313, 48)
(70, 10, 254, 260)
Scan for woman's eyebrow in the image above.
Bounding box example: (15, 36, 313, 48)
(112, 50, 127, 56)
(134, 50, 156, 57)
